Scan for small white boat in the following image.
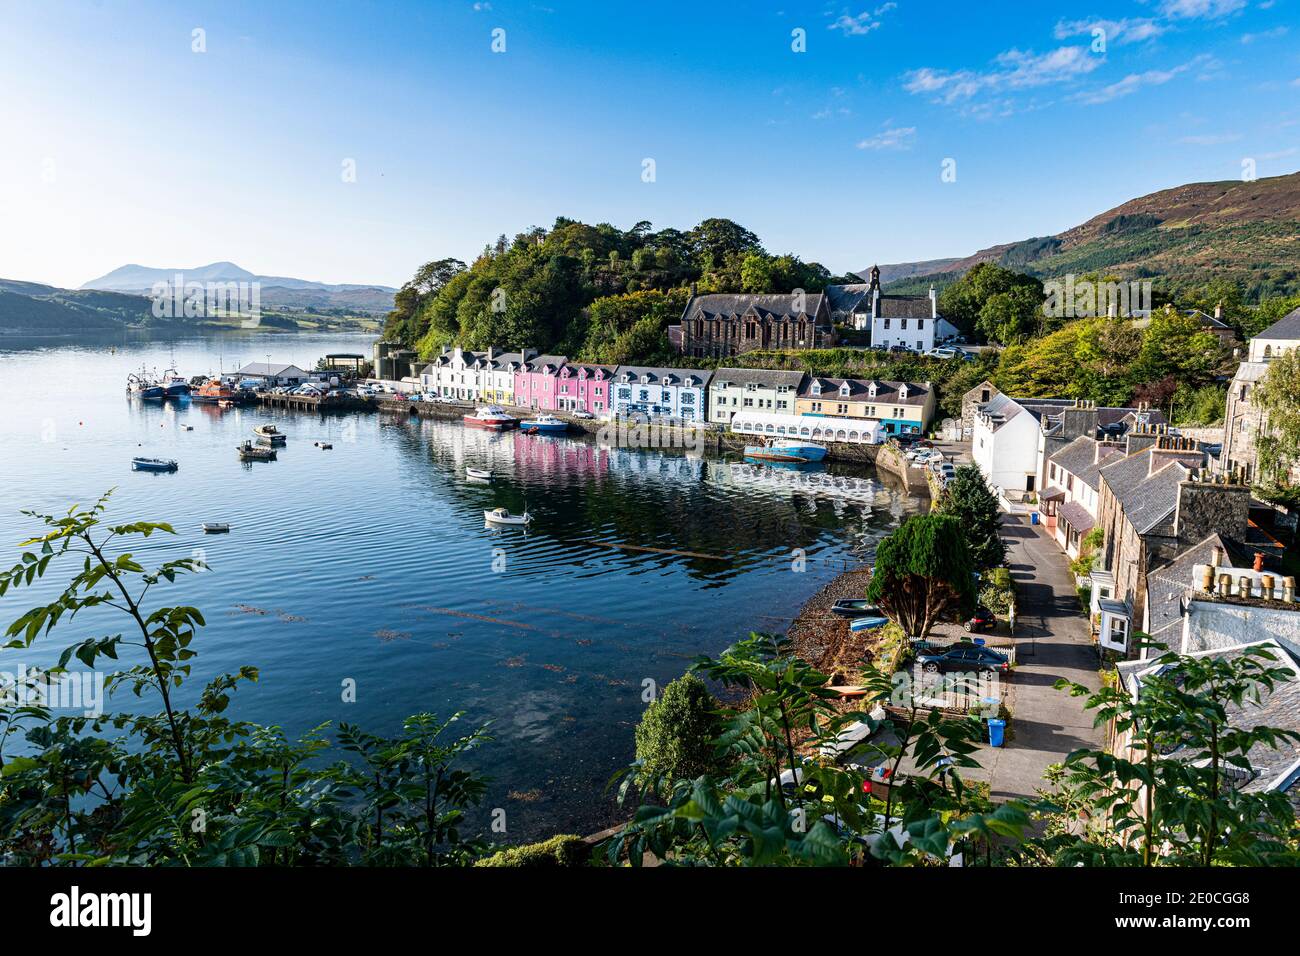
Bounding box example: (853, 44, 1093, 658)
(201, 523, 231, 534)
(484, 507, 531, 526)
(466, 467, 492, 480)
(253, 424, 287, 444)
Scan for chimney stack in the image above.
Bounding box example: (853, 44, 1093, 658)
(1253, 552, 1264, 572)
(1215, 303, 1223, 321)
(1210, 545, 1224, 568)
(1262, 574, 1276, 600)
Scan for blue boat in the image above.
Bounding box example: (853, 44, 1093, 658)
(743, 438, 828, 463)
(126, 369, 165, 400)
(519, 414, 570, 434)
(161, 371, 191, 399)
(849, 615, 890, 632)
(131, 457, 178, 473)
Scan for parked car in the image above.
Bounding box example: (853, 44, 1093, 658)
(964, 606, 997, 632)
(915, 643, 1009, 675)
(888, 345, 912, 354)
(926, 347, 959, 360)
(572, 410, 595, 420)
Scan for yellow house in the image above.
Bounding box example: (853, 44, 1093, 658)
(795, 377, 936, 436)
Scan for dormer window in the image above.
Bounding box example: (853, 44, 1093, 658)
(811, 381, 822, 396)
(899, 384, 909, 400)
(868, 382, 877, 398)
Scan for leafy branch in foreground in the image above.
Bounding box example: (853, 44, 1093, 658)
(0, 492, 490, 866)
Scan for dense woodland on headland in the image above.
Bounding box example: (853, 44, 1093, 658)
(380, 216, 1300, 427)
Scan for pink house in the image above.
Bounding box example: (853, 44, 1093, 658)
(513, 354, 567, 410)
(558, 363, 616, 416)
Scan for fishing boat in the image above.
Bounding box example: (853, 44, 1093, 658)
(253, 424, 287, 445)
(192, 378, 240, 404)
(519, 414, 569, 435)
(201, 523, 231, 534)
(483, 507, 531, 526)
(161, 370, 191, 399)
(238, 441, 277, 462)
(131, 457, 178, 473)
(849, 614, 891, 633)
(831, 599, 884, 618)
(126, 370, 165, 400)
(463, 406, 518, 431)
(466, 467, 492, 480)
(743, 438, 828, 464)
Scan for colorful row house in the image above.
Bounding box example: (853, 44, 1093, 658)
(795, 377, 936, 436)
(513, 354, 567, 410)
(609, 366, 711, 422)
(556, 363, 616, 417)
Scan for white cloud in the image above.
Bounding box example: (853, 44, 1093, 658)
(1158, 0, 1246, 20)
(1178, 132, 1242, 144)
(1242, 26, 1288, 43)
(828, 3, 897, 36)
(856, 125, 916, 150)
(1072, 55, 1210, 104)
(903, 45, 1101, 105)
(1054, 17, 1166, 45)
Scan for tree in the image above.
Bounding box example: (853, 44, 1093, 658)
(1036, 644, 1300, 866)
(938, 465, 1006, 572)
(939, 263, 1043, 342)
(633, 674, 725, 789)
(1254, 347, 1300, 489)
(865, 514, 977, 638)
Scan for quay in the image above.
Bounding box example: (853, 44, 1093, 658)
(257, 391, 376, 413)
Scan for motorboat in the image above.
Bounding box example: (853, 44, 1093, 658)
(131, 457, 178, 473)
(743, 438, 828, 463)
(850, 614, 891, 633)
(192, 378, 241, 404)
(201, 523, 231, 533)
(463, 406, 518, 431)
(253, 424, 287, 444)
(466, 467, 492, 480)
(519, 414, 569, 435)
(483, 507, 531, 526)
(831, 599, 884, 618)
(238, 441, 277, 462)
(161, 370, 191, 399)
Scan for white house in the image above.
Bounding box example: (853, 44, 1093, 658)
(708, 368, 806, 424)
(610, 366, 711, 422)
(855, 266, 959, 350)
(1040, 435, 1124, 557)
(419, 346, 535, 402)
(971, 393, 1044, 493)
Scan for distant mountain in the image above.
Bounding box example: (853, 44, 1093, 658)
(863, 259, 963, 285)
(866, 170, 1300, 300)
(81, 261, 397, 313)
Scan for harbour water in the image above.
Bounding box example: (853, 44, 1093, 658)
(0, 331, 922, 839)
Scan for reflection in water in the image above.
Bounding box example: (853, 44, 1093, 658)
(0, 332, 922, 839)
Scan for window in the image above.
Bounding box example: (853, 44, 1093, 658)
(743, 397, 753, 408)
(883, 318, 891, 329)
(901, 319, 908, 330)
(681, 392, 694, 405)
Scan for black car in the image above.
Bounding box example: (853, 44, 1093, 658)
(915, 644, 1009, 675)
(965, 606, 996, 632)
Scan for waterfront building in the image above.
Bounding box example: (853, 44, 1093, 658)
(728, 411, 886, 446)
(513, 354, 568, 410)
(1221, 307, 1300, 483)
(707, 368, 806, 425)
(669, 292, 834, 358)
(557, 363, 616, 417)
(610, 366, 711, 421)
(235, 362, 310, 387)
(794, 377, 935, 436)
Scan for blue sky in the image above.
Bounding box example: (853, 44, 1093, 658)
(1, 0, 1297, 289)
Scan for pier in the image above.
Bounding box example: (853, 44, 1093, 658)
(257, 392, 376, 413)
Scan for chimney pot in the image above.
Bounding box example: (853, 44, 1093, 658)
(1200, 565, 1215, 591)
(1238, 575, 1252, 598)
(1284, 577, 1296, 603)
(1262, 574, 1275, 600)
(1218, 572, 1233, 595)
(1253, 552, 1264, 572)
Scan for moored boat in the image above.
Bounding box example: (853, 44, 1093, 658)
(743, 438, 829, 464)
(201, 523, 231, 533)
(131, 457, 178, 473)
(463, 406, 518, 431)
(126, 370, 165, 400)
(238, 441, 277, 462)
(253, 424, 287, 444)
(466, 467, 492, 480)
(849, 614, 891, 633)
(831, 599, 884, 618)
(519, 414, 569, 435)
(161, 370, 191, 399)
(483, 507, 530, 526)
(192, 378, 240, 404)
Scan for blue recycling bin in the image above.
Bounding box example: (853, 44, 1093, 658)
(987, 718, 1006, 748)
(1030, 511, 1039, 525)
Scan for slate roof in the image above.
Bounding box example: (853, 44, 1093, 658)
(682, 293, 830, 325)
(799, 377, 932, 407)
(1119, 640, 1300, 794)
(1255, 306, 1300, 341)
(823, 283, 872, 320)
(613, 365, 712, 387)
(1230, 361, 1271, 385)
(1058, 500, 1096, 534)
(1144, 533, 1235, 642)
(523, 354, 568, 373)
(710, 367, 807, 389)
(237, 362, 307, 377)
(563, 363, 616, 377)
(874, 295, 934, 319)
(1049, 436, 1125, 490)
(1099, 449, 1191, 534)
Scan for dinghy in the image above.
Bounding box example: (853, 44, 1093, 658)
(466, 467, 492, 480)
(201, 523, 231, 534)
(849, 615, 891, 633)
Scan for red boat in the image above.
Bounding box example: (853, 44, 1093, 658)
(463, 406, 518, 431)
(192, 379, 241, 404)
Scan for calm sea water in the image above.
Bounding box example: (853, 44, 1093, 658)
(0, 331, 920, 839)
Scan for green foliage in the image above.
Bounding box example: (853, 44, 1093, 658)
(865, 514, 977, 638)
(1254, 347, 1300, 487)
(1069, 528, 1104, 579)
(579, 288, 688, 365)
(938, 263, 1045, 343)
(0, 494, 491, 866)
(633, 674, 726, 789)
(978, 566, 1016, 616)
(937, 465, 1006, 572)
(1031, 644, 1300, 866)
(1171, 382, 1226, 426)
(474, 833, 588, 867)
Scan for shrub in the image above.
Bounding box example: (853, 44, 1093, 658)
(978, 566, 1016, 615)
(634, 674, 725, 783)
(474, 834, 588, 867)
